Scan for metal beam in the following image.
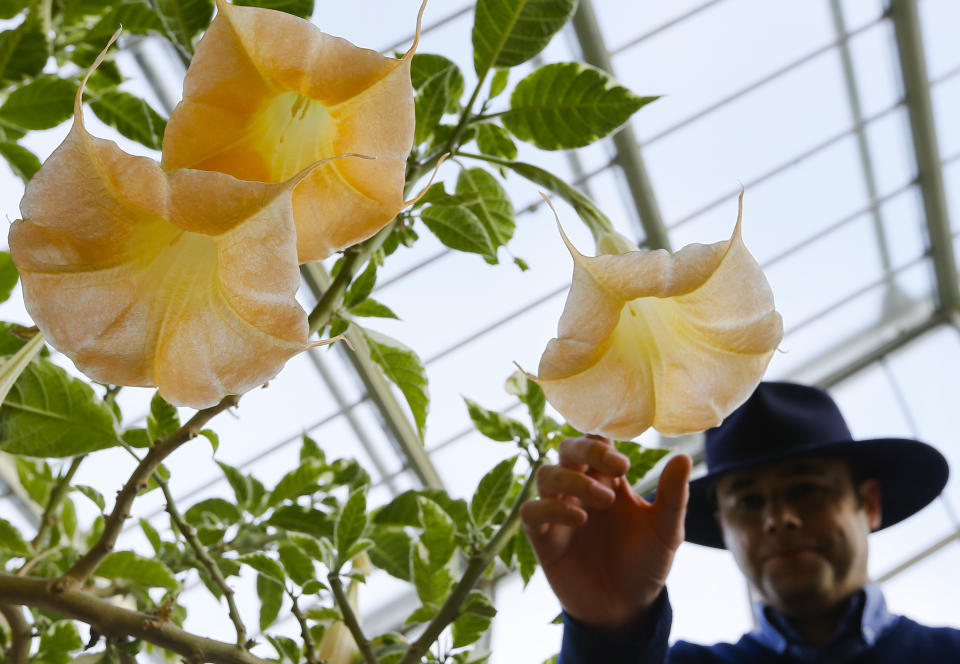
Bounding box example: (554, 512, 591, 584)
(888, 0, 960, 313)
(301, 263, 445, 490)
(570, 0, 672, 251)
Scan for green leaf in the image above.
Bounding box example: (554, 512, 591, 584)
(83, 2, 164, 48)
(153, 0, 214, 54)
(217, 461, 252, 508)
(514, 528, 537, 586)
(0, 76, 77, 130)
(505, 370, 546, 427)
(418, 497, 455, 569)
(86, 514, 104, 548)
(0, 21, 48, 83)
(503, 62, 656, 150)
(267, 504, 333, 539)
(299, 434, 323, 463)
(0, 140, 41, 183)
(465, 398, 529, 442)
(614, 441, 670, 486)
(95, 551, 178, 589)
(199, 428, 218, 454)
(15, 457, 51, 505)
(38, 622, 82, 661)
(412, 550, 452, 605)
(457, 167, 515, 253)
(0, 251, 19, 303)
(0, 358, 119, 457)
(74, 484, 105, 511)
(0, 1, 29, 19)
(89, 90, 167, 151)
(267, 458, 325, 507)
(369, 528, 412, 581)
(266, 635, 300, 663)
(373, 490, 421, 527)
(344, 259, 377, 309)
(147, 392, 179, 441)
(421, 204, 496, 262)
(472, 0, 577, 77)
(360, 328, 429, 440)
(184, 497, 242, 527)
(277, 542, 315, 586)
(238, 553, 285, 584)
(451, 592, 496, 647)
(470, 456, 517, 526)
(257, 573, 284, 631)
(411, 53, 464, 145)
(406, 603, 438, 625)
(475, 122, 517, 161)
(0, 516, 30, 555)
(140, 518, 162, 553)
(232, 0, 313, 18)
(335, 488, 367, 561)
(61, 497, 77, 540)
(348, 297, 399, 320)
(489, 68, 509, 99)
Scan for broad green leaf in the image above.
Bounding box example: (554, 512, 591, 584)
(147, 392, 179, 441)
(0, 76, 77, 130)
(299, 434, 323, 463)
(86, 514, 104, 548)
(0, 330, 43, 408)
(505, 370, 546, 427)
(0, 358, 119, 457)
(418, 497, 455, 569)
(266, 635, 300, 664)
(59, 0, 125, 24)
(38, 622, 82, 662)
(95, 551, 177, 589)
(373, 490, 421, 527)
(0, 1, 28, 19)
(344, 259, 377, 309)
(83, 2, 164, 48)
(199, 428, 218, 454)
(369, 528, 413, 581)
(341, 536, 373, 563)
(416, 182, 481, 208)
(257, 573, 284, 631)
(470, 456, 516, 526)
(514, 528, 537, 586)
(267, 504, 333, 539)
(232, 0, 313, 18)
(475, 123, 517, 161)
(504, 62, 656, 150)
(184, 497, 242, 527)
(406, 603, 438, 625)
(472, 0, 577, 77)
(153, 0, 214, 54)
(335, 488, 367, 561)
(277, 542, 315, 586)
(0, 516, 29, 555)
(349, 298, 399, 320)
(289, 535, 324, 560)
(61, 497, 77, 540)
(238, 553, 285, 583)
(412, 550, 452, 605)
(421, 489, 472, 532)
(0, 21, 47, 83)
(465, 397, 529, 442)
(90, 90, 167, 151)
(489, 68, 509, 99)
(411, 53, 464, 145)
(457, 167, 515, 254)
(140, 518, 162, 553)
(0, 141, 41, 183)
(217, 461, 252, 508)
(451, 592, 496, 647)
(267, 458, 325, 507)
(421, 204, 496, 262)
(15, 456, 51, 505)
(360, 328, 429, 440)
(614, 441, 670, 486)
(74, 484, 105, 511)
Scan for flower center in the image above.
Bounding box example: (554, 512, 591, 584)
(255, 90, 336, 180)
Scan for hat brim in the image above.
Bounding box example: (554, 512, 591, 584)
(684, 437, 949, 549)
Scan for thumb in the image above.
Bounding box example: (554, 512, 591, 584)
(652, 454, 691, 543)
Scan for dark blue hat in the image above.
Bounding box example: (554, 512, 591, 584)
(684, 382, 949, 549)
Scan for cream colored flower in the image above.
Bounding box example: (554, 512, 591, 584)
(161, 0, 422, 263)
(8, 41, 327, 409)
(535, 192, 783, 439)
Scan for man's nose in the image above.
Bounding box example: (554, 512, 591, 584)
(762, 497, 802, 533)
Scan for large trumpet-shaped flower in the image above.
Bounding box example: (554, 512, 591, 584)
(161, 0, 420, 263)
(8, 44, 321, 409)
(535, 192, 783, 439)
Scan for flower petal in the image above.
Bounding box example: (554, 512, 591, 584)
(161, 0, 417, 262)
(9, 55, 311, 408)
(536, 192, 783, 439)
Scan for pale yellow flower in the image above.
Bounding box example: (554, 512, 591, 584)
(535, 192, 783, 439)
(8, 42, 326, 409)
(161, 0, 422, 263)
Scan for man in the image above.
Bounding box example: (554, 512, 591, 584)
(520, 382, 960, 662)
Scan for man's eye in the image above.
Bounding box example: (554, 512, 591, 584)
(787, 482, 823, 500)
(735, 494, 764, 510)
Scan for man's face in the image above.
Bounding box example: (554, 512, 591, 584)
(714, 457, 881, 617)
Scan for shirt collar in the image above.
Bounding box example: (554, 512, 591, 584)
(748, 583, 897, 658)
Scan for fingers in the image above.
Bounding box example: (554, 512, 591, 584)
(558, 435, 629, 476)
(652, 454, 692, 538)
(520, 497, 586, 535)
(536, 465, 616, 508)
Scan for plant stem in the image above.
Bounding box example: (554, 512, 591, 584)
(443, 76, 487, 160)
(30, 455, 84, 551)
(327, 573, 378, 664)
(156, 475, 248, 649)
(0, 603, 30, 664)
(396, 459, 543, 664)
(0, 573, 271, 664)
(288, 593, 318, 664)
(61, 395, 241, 588)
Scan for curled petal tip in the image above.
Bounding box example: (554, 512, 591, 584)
(512, 360, 539, 383)
(308, 333, 352, 352)
(538, 191, 582, 259)
(404, 0, 428, 60)
(403, 153, 448, 207)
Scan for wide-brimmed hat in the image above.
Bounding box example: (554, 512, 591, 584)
(685, 381, 949, 549)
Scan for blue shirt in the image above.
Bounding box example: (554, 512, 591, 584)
(559, 584, 960, 663)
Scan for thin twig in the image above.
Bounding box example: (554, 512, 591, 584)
(288, 593, 318, 664)
(61, 395, 241, 589)
(0, 573, 270, 664)
(0, 603, 31, 664)
(156, 475, 248, 649)
(30, 455, 85, 551)
(327, 573, 378, 664)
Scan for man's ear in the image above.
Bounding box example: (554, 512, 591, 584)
(859, 478, 882, 531)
